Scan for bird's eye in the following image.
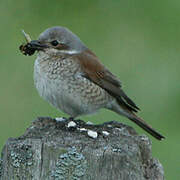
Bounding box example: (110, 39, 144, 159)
(51, 40, 59, 46)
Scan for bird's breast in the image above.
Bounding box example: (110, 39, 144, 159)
(34, 56, 80, 97)
(33, 56, 113, 116)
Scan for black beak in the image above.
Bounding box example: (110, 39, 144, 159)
(28, 40, 49, 50)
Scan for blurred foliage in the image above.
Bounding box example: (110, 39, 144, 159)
(0, 0, 179, 179)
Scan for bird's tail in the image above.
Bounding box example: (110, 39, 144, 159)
(128, 114, 165, 140)
(110, 103, 165, 140)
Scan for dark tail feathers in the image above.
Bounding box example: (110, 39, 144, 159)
(129, 115, 165, 140)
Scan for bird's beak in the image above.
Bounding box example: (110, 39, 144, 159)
(28, 40, 49, 50)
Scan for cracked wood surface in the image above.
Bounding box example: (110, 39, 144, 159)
(0, 117, 164, 180)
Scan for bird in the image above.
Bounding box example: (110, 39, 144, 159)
(26, 26, 164, 140)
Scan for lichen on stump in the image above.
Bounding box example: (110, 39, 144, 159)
(0, 117, 164, 180)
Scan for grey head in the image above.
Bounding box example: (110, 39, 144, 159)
(29, 26, 87, 56)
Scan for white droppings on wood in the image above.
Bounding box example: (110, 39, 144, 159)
(55, 117, 66, 122)
(86, 121, 94, 125)
(87, 130, 98, 139)
(67, 121, 77, 128)
(102, 131, 110, 136)
(78, 128, 87, 132)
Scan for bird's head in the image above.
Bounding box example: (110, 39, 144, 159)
(28, 26, 87, 57)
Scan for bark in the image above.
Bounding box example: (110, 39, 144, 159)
(1, 117, 164, 180)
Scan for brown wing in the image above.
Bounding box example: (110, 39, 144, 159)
(75, 49, 140, 112)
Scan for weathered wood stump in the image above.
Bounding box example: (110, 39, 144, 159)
(0, 117, 164, 180)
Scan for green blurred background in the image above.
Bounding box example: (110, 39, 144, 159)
(0, 0, 179, 179)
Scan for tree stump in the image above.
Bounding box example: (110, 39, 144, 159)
(0, 117, 164, 180)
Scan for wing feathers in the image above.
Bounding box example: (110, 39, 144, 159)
(75, 49, 139, 112)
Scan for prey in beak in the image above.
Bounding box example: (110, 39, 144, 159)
(19, 30, 48, 56)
